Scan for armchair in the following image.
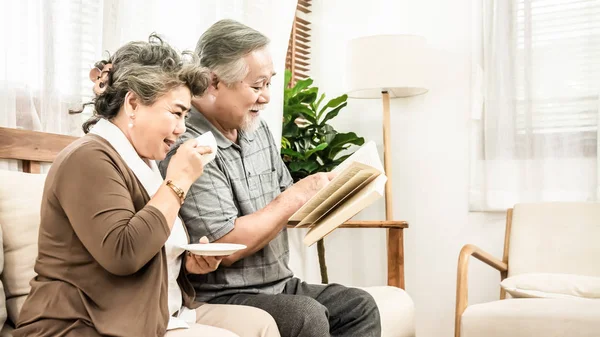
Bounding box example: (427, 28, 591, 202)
(455, 203, 600, 337)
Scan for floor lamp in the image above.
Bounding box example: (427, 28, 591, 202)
(346, 34, 428, 288)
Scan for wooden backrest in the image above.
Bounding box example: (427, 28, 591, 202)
(0, 127, 78, 173)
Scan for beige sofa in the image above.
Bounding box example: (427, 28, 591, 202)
(0, 125, 415, 336)
(0, 169, 415, 336)
(0, 170, 47, 335)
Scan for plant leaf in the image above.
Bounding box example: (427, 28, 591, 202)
(290, 160, 320, 173)
(325, 132, 365, 160)
(304, 143, 328, 160)
(282, 120, 299, 138)
(318, 94, 348, 118)
(321, 125, 337, 144)
(283, 70, 293, 101)
(290, 89, 318, 106)
(290, 78, 314, 98)
(284, 69, 292, 88)
(313, 93, 326, 112)
(281, 147, 304, 159)
(286, 104, 317, 125)
(320, 102, 348, 125)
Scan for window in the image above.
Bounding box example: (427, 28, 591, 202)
(469, 0, 600, 211)
(512, 0, 600, 158)
(0, 0, 103, 134)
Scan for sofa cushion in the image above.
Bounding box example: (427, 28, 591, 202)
(360, 286, 415, 337)
(501, 273, 600, 300)
(0, 223, 6, 331)
(461, 298, 600, 337)
(0, 170, 46, 323)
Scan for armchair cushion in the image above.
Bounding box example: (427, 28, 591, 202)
(461, 298, 600, 337)
(501, 273, 600, 300)
(0, 170, 46, 323)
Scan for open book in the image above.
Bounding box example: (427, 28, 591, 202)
(289, 141, 387, 246)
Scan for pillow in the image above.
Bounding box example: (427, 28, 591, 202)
(501, 273, 600, 300)
(0, 170, 47, 323)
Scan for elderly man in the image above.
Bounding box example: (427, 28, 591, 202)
(159, 19, 381, 337)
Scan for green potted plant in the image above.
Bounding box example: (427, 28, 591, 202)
(281, 70, 365, 283)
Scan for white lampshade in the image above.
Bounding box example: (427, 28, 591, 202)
(346, 34, 429, 98)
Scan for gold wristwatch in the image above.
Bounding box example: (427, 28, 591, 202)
(165, 180, 185, 205)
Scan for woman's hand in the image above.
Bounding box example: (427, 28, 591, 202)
(165, 139, 212, 192)
(185, 236, 225, 274)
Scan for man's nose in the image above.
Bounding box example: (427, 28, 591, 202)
(258, 87, 270, 104)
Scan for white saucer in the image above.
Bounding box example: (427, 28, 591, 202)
(183, 243, 246, 256)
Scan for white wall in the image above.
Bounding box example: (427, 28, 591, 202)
(287, 1, 508, 336)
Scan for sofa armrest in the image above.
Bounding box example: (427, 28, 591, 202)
(455, 244, 507, 337)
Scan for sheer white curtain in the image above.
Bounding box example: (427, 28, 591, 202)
(0, 0, 102, 136)
(0, 0, 103, 170)
(470, 0, 600, 211)
(1, 0, 296, 171)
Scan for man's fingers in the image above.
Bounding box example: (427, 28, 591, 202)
(198, 236, 210, 244)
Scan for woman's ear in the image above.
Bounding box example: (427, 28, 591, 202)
(124, 91, 139, 113)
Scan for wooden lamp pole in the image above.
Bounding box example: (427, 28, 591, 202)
(382, 91, 404, 289)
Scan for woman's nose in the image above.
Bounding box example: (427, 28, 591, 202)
(174, 119, 186, 135)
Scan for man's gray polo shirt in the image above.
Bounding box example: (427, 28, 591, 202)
(158, 109, 294, 302)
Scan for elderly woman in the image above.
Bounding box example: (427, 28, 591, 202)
(13, 35, 279, 337)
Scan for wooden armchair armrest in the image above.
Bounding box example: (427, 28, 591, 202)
(455, 244, 507, 337)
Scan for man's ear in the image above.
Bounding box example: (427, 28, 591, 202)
(205, 72, 220, 97)
(211, 72, 220, 88)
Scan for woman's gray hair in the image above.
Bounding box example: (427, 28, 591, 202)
(195, 19, 270, 85)
(81, 34, 210, 133)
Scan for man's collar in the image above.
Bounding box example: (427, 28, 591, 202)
(186, 107, 256, 149)
(239, 127, 256, 141)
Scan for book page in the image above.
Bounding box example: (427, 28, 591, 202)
(289, 141, 384, 223)
(289, 162, 378, 222)
(302, 179, 384, 246)
(300, 140, 388, 245)
(296, 170, 380, 227)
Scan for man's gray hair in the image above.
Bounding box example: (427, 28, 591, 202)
(195, 19, 270, 85)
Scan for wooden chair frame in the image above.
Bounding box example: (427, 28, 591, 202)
(454, 208, 513, 337)
(0, 126, 408, 288)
